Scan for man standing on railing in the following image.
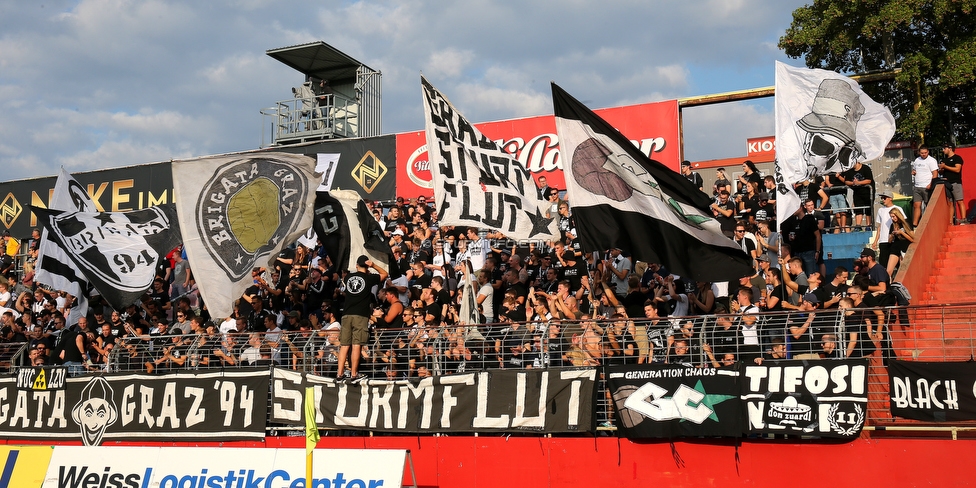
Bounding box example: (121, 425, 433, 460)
(336, 255, 387, 384)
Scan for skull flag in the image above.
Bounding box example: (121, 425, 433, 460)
(773, 61, 895, 222)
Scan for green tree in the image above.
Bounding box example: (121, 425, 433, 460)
(779, 0, 976, 146)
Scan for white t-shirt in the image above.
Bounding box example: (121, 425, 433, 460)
(219, 317, 238, 335)
(912, 155, 939, 188)
(477, 283, 494, 319)
(876, 205, 894, 243)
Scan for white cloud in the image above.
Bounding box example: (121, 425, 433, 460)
(424, 49, 475, 79)
(0, 0, 810, 180)
(56, 140, 194, 172)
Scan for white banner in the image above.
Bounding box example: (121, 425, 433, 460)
(172, 153, 319, 318)
(774, 61, 895, 221)
(44, 446, 408, 488)
(421, 76, 557, 241)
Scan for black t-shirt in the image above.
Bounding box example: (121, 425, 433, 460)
(435, 288, 452, 315)
(944, 155, 964, 184)
(155, 258, 172, 282)
(783, 214, 819, 253)
(842, 164, 874, 201)
(275, 248, 296, 279)
(560, 263, 583, 292)
(715, 200, 737, 233)
(342, 271, 381, 317)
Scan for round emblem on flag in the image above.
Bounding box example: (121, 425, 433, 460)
(195, 157, 310, 280)
(572, 138, 635, 202)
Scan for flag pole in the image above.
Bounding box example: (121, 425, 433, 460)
(304, 386, 320, 488)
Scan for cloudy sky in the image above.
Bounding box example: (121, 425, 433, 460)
(0, 0, 810, 181)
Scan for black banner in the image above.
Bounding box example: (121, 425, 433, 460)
(0, 369, 269, 445)
(275, 135, 397, 201)
(0, 162, 173, 238)
(272, 368, 597, 433)
(889, 360, 976, 421)
(606, 364, 742, 438)
(742, 360, 869, 439)
(314, 191, 394, 274)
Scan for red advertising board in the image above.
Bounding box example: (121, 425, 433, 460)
(396, 100, 680, 199)
(747, 135, 776, 160)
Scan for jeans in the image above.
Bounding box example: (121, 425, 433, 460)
(797, 250, 817, 276)
(63, 361, 86, 377)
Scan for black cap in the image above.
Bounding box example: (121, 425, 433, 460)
(860, 247, 876, 259)
(356, 255, 370, 268)
(680, 160, 691, 167)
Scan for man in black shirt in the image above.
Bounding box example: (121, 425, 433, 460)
(941, 144, 967, 223)
(336, 255, 387, 383)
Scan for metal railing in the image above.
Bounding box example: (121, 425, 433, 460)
(5, 302, 976, 433)
(261, 92, 359, 145)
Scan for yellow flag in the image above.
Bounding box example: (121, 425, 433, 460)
(304, 386, 320, 456)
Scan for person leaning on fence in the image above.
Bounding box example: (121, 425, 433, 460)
(753, 337, 787, 365)
(885, 206, 915, 277)
(703, 342, 737, 368)
(730, 287, 762, 363)
(840, 287, 878, 359)
(787, 294, 822, 359)
(605, 313, 640, 364)
(819, 333, 842, 359)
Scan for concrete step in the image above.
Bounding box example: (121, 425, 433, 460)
(928, 274, 976, 285)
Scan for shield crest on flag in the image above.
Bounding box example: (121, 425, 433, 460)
(194, 157, 311, 280)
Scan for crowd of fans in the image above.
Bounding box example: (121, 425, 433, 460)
(0, 153, 950, 379)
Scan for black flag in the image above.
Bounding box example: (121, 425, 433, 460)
(313, 190, 395, 276)
(552, 83, 753, 282)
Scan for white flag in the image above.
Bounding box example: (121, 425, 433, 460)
(34, 167, 97, 324)
(172, 153, 319, 318)
(775, 61, 895, 221)
(421, 76, 557, 241)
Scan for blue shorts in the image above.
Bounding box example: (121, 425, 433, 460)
(828, 194, 848, 212)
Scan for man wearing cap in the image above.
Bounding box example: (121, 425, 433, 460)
(940, 144, 967, 224)
(859, 248, 889, 294)
(680, 161, 704, 193)
(389, 228, 406, 252)
(336, 255, 388, 383)
(911, 147, 939, 226)
(871, 193, 900, 266)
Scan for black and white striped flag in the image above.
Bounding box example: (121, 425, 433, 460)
(34, 168, 97, 325)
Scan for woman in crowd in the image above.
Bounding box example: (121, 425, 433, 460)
(886, 208, 915, 276)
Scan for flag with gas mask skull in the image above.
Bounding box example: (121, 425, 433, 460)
(774, 61, 895, 222)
